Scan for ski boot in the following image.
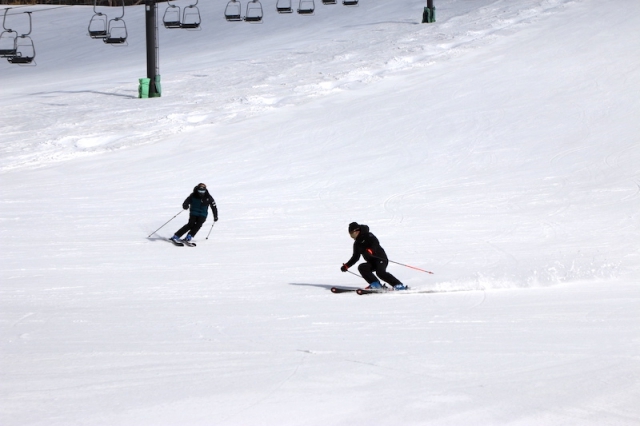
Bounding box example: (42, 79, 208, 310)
(393, 283, 408, 291)
(365, 281, 383, 290)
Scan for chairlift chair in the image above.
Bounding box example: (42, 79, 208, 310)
(297, 0, 315, 15)
(343, 0, 358, 5)
(224, 0, 242, 21)
(322, 0, 336, 4)
(7, 33, 35, 64)
(88, 13, 108, 38)
(162, 2, 181, 29)
(276, 0, 293, 14)
(104, 17, 127, 44)
(6, 12, 34, 65)
(88, 0, 108, 38)
(244, 0, 263, 22)
(103, 0, 127, 45)
(180, 1, 201, 29)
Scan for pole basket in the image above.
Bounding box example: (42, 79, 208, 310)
(422, 6, 435, 23)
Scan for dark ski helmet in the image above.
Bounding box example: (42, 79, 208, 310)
(196, 183, 207, 195)
(348, 222, 360, 233)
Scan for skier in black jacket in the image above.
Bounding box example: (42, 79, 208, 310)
(340, 222, 407, 290)
(170, 183, 218, 243)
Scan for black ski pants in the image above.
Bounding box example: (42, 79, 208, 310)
(358, 259, 402, 286)
(175, 215, 206, 238)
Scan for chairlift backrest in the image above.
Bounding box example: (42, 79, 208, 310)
(244, 0, 263, 22)
(224, 1, 242, 21)
(276, 0, 293, 14)
(298, 0, 315, 14)
(343, 0, 358, 5)
(322, 0, 336, 4)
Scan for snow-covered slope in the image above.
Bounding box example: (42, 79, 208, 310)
(1, 0, 639, 425)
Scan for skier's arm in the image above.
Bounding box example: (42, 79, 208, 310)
(210, 198, 219, 222)
(182, 196, 191, 210)
(343, 246, 360, 270)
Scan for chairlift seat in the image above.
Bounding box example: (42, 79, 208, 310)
(322, 0, 336, 4)
(343, 0, 358, 5)
(163, 20, 181, 29)
(0, 47, 17, 57)
(180, 22, 200, 29)
(89, 30, 108, 38)
(8, 54, 34, 64)
(277, 0, 293, 13)
(104, 36, 126, 44)
(0, 33, 17, 57)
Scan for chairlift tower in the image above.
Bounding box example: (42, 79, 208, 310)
(143, 0, 161, 97)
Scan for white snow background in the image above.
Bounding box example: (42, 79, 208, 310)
(1, 0, 639, 424)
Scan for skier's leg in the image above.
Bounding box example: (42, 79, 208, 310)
(372, 259, 402, 286)
(357, 262, 379, 284)
(174, 219, 193, 238)
(189, 216, 207, 237)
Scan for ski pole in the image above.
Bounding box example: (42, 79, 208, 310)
(205, 221, 215, 240)
(368, 252, 434, 274)
(387, 259, 434, 274)
(347, 270, 362, 278)
(148, 209, 183, 238)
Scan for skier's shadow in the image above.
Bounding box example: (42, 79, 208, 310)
(147, 236, 167, 243)
(289, 282, 336, 291)
(289, 283, 358, 292)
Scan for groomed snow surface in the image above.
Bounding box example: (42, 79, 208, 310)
(1, 0, 639, 424)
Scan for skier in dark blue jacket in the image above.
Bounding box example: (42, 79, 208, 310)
(171, 183, 218, 243)
(340, 222, 407, 290)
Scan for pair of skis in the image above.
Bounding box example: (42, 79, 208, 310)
(331, 286, 403, 295)
(168, 238, 196, 247)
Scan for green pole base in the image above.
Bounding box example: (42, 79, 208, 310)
(422, 7, 436, 23)
(138, 78, 150, 99)
(151, 75, 162, 98)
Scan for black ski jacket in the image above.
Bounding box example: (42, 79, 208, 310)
(183, 186, 218, 220)
(344, 224, 388, 268)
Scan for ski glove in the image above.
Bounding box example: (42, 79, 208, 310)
(340, 264, 349, 272)
(182, 203, 189, 210)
